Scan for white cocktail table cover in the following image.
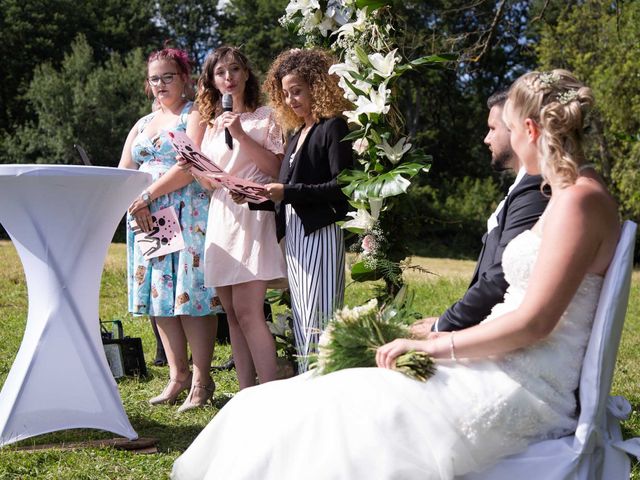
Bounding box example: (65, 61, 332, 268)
(0, 164, 151, 447)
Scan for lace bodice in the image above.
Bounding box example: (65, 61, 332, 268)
(485, 230, 603, 422)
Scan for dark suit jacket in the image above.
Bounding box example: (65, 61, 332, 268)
(273, 117, 353, 241)
(435, 173, 549, 331)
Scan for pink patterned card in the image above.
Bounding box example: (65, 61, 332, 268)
(168, 130, 269, 203)
(130, 206, 185, 259)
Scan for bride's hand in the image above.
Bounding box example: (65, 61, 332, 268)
(376, 338, 426, 369)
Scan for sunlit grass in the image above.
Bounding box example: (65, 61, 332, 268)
(0, 240, 638, 479)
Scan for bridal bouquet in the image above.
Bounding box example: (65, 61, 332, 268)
(314, 288, 436, 382)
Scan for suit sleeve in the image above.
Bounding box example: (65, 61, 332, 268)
(435, 187, 549, 331)
(283, 117, 353, 204)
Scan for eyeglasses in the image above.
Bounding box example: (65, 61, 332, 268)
(147, 72, 179, 86)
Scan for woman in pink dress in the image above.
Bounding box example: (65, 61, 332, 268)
(188, 46, 287, 389)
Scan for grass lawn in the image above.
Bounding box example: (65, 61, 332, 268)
(0, 240, 638, 479)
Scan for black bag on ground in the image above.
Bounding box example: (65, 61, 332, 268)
(101, 320, 148, 378)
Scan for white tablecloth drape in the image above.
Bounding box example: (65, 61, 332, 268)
(0, 164, 151, 447)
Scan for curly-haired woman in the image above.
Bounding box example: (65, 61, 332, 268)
(189, 46, 287, 389)
(261, 48, 354, 373)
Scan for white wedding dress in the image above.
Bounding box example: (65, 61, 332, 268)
(171, 230, 603, 480)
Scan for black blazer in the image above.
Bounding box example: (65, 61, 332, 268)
(435, 174, 549, 331)
(273, 117, 353, 241)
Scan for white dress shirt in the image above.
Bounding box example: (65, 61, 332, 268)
(486, 167, 526, 233)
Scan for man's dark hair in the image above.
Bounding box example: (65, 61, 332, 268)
(487, 90, 508, 109)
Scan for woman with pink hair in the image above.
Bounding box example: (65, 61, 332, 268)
(119, 47, 220, 412)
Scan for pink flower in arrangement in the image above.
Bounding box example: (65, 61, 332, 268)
(362, 234, 376, 255)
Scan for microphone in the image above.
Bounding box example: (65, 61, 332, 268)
(222, 93, 233, 150)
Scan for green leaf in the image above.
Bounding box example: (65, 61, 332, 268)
(339, 161, 428, 201)
(410, 53, 457, 66)
(353, 45, 371, 66)
(355, 0, 391, 9)
(342, 128, 366, 142)
(369, 128, 383, 144)
(343, 77, 368, 98)
(350, 260, 384, 282)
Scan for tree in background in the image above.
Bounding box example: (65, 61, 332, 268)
(216, 0, 302, 76)
(3, 35, 148, 167)
(0, 0, 161, 137)
(155, 0, 220, 71)
(536, 0, 640, 221)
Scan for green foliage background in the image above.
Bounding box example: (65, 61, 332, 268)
(0, 0, 638, 258)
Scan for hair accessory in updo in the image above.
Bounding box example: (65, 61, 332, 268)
(538, 72, 559, 89)
(557, 89, 579, 105)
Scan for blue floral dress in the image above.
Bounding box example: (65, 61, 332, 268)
(126, 101, 220, 317)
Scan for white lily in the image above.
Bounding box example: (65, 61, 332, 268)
(354, 83, 390, 116)
(368, 49, 398, 78)
(368, 197, 383, 220)
(338, 77, 358, 102)
(328, 58, 360, 82)
(300, 9, 323, 33)
(335, 7, 367, 38)
(343, 209, 376, 231)
(285, 0, 320, 16)
(317, 14, 337, 36)
(343, 108, 364, 127)
(376, 137, 412, 165)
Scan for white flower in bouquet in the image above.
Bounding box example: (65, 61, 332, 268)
(317, 14, 338, 36)
(299, 9, 323, 34)
(315, 323, 335, 371)
(333, 299, 378, 323)
(343, 108, 364, 127)
(353, 137, 369, 155)
(337, 75, 374, 102)
(354, 82, 391, 117)
(368, 49, 399, 79)
(368, 197, 383, 220)
(328, 59, 357, 78)
(361, 234, 378, 256)
(335, 7, 367, 39)
(343, 208, 376, 232)
(315, 294, 436, 382)
(285, 0, 320, 17)
(376, 137, 412, 165)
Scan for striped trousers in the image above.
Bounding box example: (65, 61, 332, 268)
(285, 205, 345, 373)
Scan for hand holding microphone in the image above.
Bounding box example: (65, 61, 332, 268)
(222, 93, 233, 150)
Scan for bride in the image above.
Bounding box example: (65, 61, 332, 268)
(171, 69, 620, 480)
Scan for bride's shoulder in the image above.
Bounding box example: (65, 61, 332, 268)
(558, 176, 612, 206)
(553, 179, 618, 232)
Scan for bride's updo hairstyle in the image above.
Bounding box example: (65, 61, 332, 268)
(507, 69, 594, 188)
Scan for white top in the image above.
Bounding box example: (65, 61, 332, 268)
(486, 167, 526, 233)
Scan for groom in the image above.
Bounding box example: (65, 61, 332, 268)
(414, 91, 549, 334)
